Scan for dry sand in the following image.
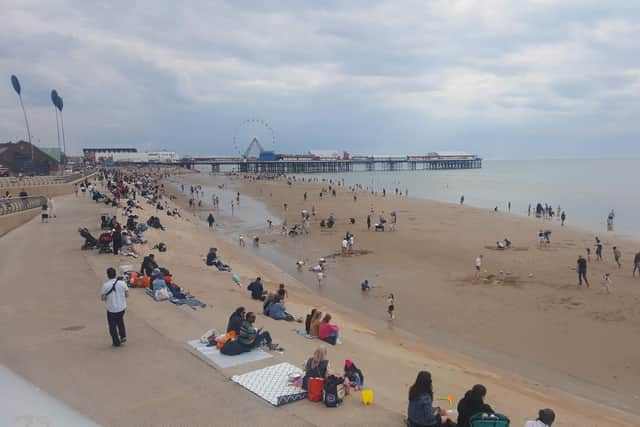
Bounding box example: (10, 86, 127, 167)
(1, 173, 638, 426)
(173, 172, 640, 420)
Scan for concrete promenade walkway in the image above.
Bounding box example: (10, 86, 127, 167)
(0, 194, 318, 426)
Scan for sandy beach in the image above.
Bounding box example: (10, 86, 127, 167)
(1, 170, 638, 426)
(172, 172, 640, 418)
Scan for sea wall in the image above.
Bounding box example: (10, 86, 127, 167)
(0, 208, 39, 238)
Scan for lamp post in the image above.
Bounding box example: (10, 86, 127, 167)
(51, 90, 62, 174)
(58, 96, 66, 163)
(51, 90, 66, 168)
(10, 75, 34, 162)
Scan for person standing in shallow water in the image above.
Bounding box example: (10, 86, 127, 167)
(561, 211, 566, 226)
(460, 195, 464, 205)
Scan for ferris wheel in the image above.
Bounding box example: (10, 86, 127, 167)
(233, 119, 276, 158)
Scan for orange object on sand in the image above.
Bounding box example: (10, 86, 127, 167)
(216, 331, 237, 350)
(136, 276, 151, 288)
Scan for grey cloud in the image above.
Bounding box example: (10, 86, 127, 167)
(1, 0, 639, 158)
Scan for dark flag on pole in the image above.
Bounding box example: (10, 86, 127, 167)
(51, 89, 59, 106)
(11, 75, 21, 95)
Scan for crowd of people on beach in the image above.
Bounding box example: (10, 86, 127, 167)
(81, 168, 620, 426)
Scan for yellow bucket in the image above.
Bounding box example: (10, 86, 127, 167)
(361, 389, 374, 405)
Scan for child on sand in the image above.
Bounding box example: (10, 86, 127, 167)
(239, 234, 245, 247)
(361, 280, 371, 291)
(387, 293, 395, 320)
(475, 255, 483, 280)
(600, 273, 612, 294)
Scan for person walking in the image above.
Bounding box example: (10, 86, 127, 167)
(634, 251, 640, 277)
(595, 237, 603, 260)
(100, 267, 128, 347)
(508, 201, 511, 212)
(207, 213, 215, 228)
(112, 223, 122, 255)
(474, 255, 483, 281)
(613, 246, 622, 268)
(460, 195, 464, 205)
(577, 255, 589, 287)
(387, 293, 395, 320)
(367, 215, 371, 230)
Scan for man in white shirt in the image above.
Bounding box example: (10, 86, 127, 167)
(101, 267, 129, 347)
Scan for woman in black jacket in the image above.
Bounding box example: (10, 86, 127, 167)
(457, 384, 494, 427)
(227, 307, 245, 334)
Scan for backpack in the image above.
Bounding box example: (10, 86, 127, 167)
(323, 375, 343, 407)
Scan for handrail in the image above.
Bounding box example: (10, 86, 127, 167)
(0, 196, 47, 216)
(0, 170, 96, 189)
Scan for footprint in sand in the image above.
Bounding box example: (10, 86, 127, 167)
(589, 311, 626, 322)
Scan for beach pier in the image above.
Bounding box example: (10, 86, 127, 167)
(178, 153, 482, 174)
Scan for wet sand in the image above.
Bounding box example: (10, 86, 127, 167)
(172, 172, 640, 416)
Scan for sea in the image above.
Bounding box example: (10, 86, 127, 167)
(290, 159, 640, 240)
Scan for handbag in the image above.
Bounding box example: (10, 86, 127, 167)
(307, 377, 325, 402)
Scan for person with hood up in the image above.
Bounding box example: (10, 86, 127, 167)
(456, 384, 494, 427)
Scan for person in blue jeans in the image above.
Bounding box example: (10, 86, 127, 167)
(407, 371, 456, 427)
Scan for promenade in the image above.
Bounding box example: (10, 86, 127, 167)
(0, 193, 397, 426)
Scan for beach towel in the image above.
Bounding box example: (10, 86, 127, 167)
(188, 340, 271, 369)
(169, 297, 206, 308)
(231, 363, 306, 406)
(292, 328, 316, 339)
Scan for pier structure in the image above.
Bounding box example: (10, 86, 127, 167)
(176, 153, 482, 174)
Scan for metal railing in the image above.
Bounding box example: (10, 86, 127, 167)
(0, 169, 96, 189)
(0, 196, 47, 216)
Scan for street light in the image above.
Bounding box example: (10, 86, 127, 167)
(10, 74, 34, 162)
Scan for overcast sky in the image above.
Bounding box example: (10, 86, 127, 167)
(1, 1, 639, 158)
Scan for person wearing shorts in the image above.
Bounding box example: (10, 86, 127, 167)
(387, 294, 395, 320)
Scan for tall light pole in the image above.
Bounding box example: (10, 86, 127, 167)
(51, 90, 66, 167)
(58, 96, 67, 163)
(51, 90, 62, 172)
(10, 74, 34, 162)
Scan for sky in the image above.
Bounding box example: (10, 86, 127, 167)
(1, 0, 639, 159)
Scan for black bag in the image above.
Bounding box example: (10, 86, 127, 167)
(104, 278, 121, 297)
(323, 375, 343, 407)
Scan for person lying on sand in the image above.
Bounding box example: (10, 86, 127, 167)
(265, 296, 295, 321)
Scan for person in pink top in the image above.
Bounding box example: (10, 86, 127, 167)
(318, 313, 340, 345)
